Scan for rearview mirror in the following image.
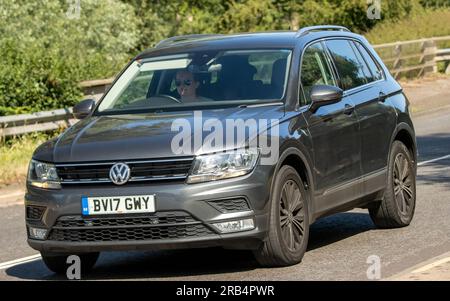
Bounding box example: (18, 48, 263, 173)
(309, 85, 343, 112)
(73, 99, 95, 119)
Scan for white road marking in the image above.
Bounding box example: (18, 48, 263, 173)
(410, 256, 450, 274)
(0, 254, 41, 270)
(418, 154, 450, 166)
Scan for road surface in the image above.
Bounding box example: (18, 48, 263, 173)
(0, 107, 449, 281)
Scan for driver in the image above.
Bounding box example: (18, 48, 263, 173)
(175, 70, 208, 103)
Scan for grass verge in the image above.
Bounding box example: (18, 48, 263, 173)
(0, 133, 53, 187)
(366, 9, 450, 44)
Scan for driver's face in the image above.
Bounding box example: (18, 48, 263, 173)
(175, 71, 199, 98)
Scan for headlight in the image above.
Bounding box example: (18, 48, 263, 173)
(27, 160, 61, 189)
(187, 148, 259, 184)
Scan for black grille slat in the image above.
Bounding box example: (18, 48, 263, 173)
(49, 224, 212, 242)
(208, 199, 251, 213)
(26, 206, 46, 220)
(56, 158, 193, 185)
(48, 212, 213, 242)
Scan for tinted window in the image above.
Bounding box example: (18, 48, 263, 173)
(354, 42, 384, 81)
(325, 39, 368, 90)
(300, 42, 337, 105)
(350, 42, 372, 81)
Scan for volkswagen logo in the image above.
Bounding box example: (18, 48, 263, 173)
(109, 163, 131, 185)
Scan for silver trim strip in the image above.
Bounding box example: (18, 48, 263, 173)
(60, 175, 188, 184)
(55, 157, 194, 168)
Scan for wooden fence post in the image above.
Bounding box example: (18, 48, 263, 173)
(422, 39, 437, 76)
(393, 43, 402, 79)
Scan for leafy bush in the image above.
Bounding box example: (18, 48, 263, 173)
(0, 133, 55, 186)
(0, 0, 139, 115)
(420, 0, 450, 9)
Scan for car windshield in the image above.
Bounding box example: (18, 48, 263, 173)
(97, 49, 292, 113)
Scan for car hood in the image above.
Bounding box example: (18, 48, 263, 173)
(33, 105, 284, 163)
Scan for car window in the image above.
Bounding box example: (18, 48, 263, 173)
(354, 41, 384, 81)
(300, 42, 337, 105)
(97, 49, 292, 114)
(349, 42, 373, 82)
(325, 39, 369, 90)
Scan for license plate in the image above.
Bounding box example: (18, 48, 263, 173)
(81, 195, 155, 216)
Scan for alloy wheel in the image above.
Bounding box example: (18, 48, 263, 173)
(393, 153, 413, 215)
(279, 179, 305, 252)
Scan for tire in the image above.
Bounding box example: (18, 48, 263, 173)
(253, 165, 310, 267)
(41, 252, 100, 275)
(369, 140, 416, 228)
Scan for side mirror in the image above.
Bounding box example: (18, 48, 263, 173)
(309, 85, 343, 112)
(73, 99, 95, 119)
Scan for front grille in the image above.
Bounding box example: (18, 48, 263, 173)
(48, 212, 214, 242)
(208, 198, 251, 213)
(26, 205, 46, 220)
(56, 157, 193, 185)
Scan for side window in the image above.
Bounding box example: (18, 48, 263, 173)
(300, 42, 337, 105)
(325, 39, 369, 90)
(350, 42, 372, 82)
(354, 41, 384, 81)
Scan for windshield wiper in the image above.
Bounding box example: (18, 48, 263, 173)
(238, 102, 283, 108)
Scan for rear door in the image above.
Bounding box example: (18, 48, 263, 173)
(300, 41, 362, 215)
(326, 39, 397, 195)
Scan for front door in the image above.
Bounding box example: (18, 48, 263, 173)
(299, 41, 362, 215)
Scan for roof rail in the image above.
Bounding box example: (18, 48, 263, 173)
(155, 34, 223, 48)
(296, 25, 350, 37)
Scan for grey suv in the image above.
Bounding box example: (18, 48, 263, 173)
(25, 26, 417, 273)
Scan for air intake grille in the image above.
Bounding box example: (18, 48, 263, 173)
(208, 198, 251, 213)
(26, 205, 46, 220)
(48, 212, 214, 242)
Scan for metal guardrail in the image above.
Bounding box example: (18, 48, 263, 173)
(0, 108, 76, 137)
(1, 36, 450, 138)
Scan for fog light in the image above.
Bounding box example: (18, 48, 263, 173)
(212, 218, 255, 233)
(28, 227, 47, 240)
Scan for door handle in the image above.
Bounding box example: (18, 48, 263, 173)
(343, 103, 354, 115)
(378, 92, 387, 102)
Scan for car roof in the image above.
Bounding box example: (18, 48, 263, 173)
(135, 28, 366, 60)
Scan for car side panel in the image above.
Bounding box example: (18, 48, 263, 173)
(350, 81, 397, 194)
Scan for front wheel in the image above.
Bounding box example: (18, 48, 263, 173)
(253, 165, 310, 267)
(369, 141, 416, 228)
(41, 252, 100, 275)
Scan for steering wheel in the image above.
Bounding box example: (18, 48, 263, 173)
(154, 94, 182, 104)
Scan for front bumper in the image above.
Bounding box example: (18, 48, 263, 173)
(25, 164, 273, 253)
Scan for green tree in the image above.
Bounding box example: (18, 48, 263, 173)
(217, 0, 282, 33)
(0, 0, 140, 114)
